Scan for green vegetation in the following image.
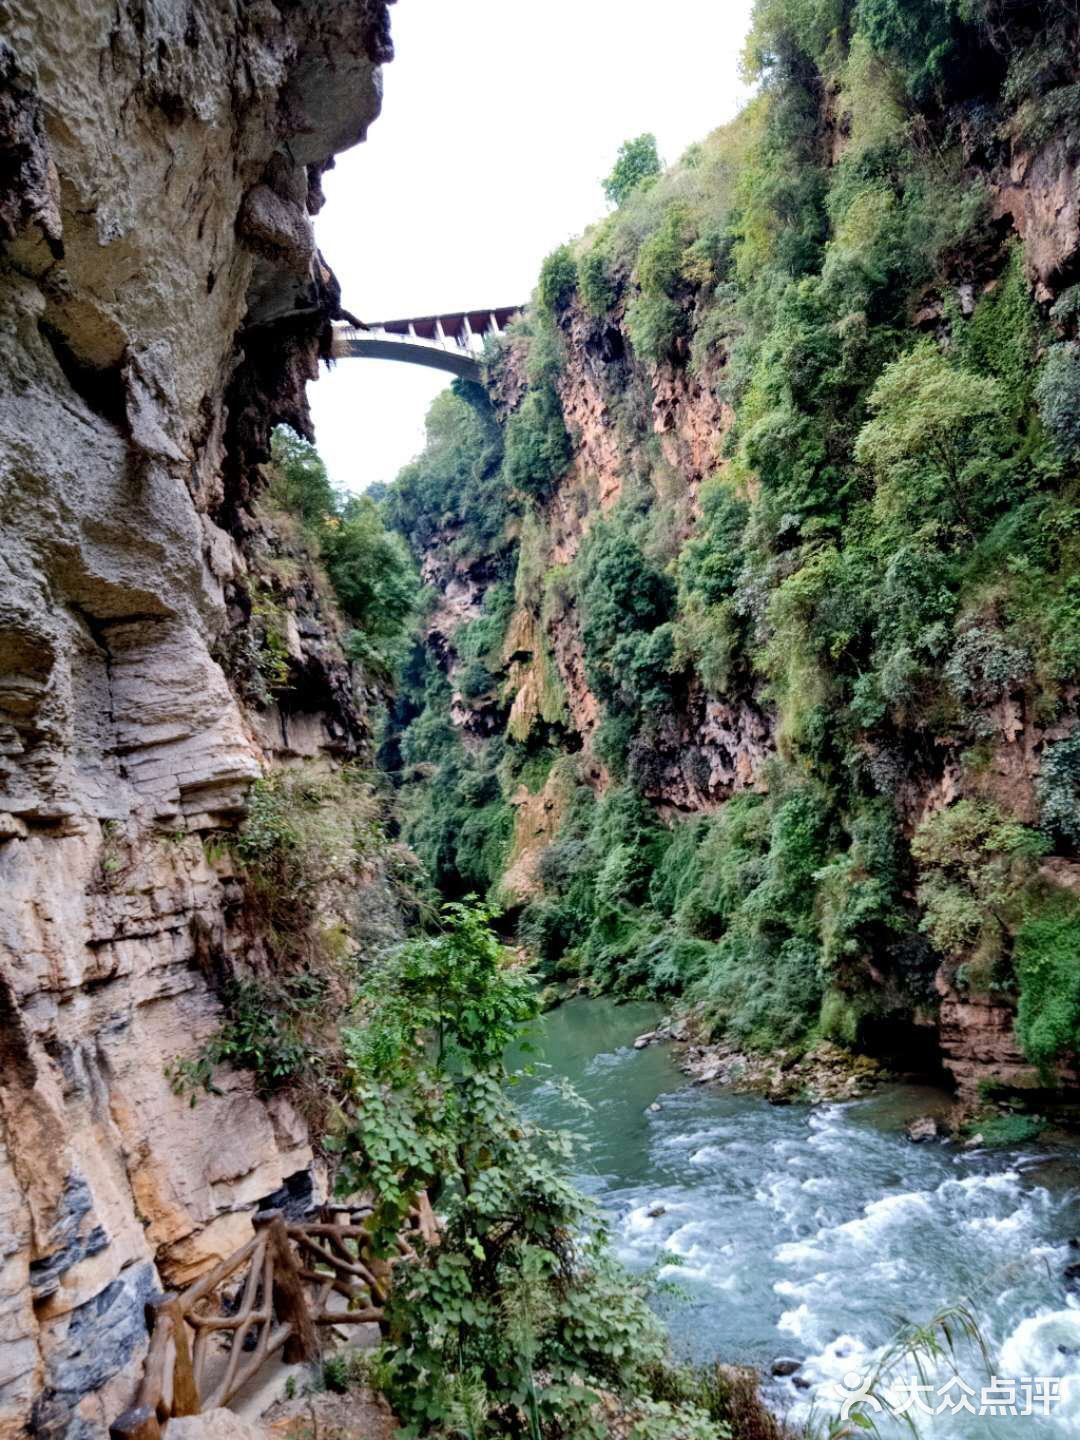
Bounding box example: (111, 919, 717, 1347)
(579, 247, 616, 316)
(267, 428, 417, 682)
(1014, 894, 1080, 1076)
(169, 5, 1080, 1435)
(396, 666, 514, 900)
(854, 344, 1011, 541)
(603, 133, 662, 208)
(382, 385, 508, 557)
(167, 768, 412, 1118)
(504, 383, 573, 503)
(578, 513, 676, 717)
(381, 0, 1080, 1074)
(538, 244, 579, 315)
(1039, 731, 1080, 848)
(911, 802, 1047, 987)
(970, 1111, 1048, 1146)
(332, 902, 774, 1440)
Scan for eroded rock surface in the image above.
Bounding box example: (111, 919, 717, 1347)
(0, 3, 392, 1434)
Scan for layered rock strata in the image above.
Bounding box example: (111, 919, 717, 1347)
(0, 3, 392, 1434)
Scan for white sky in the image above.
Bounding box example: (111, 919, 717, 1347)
(310, 0, 755, 493)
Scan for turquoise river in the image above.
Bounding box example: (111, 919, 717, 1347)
(516, 998, 1080, 1438)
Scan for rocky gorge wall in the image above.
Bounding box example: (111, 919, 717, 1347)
(388, 2, 1080, 1117)
(0, 3, 393, 1435)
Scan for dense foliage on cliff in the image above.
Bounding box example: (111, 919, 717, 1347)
(256, 428, 418, 688)
(381, 0, 1080, 1088)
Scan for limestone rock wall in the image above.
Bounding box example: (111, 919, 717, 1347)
(0, 3, 393, 1434)
(418, 124, 1080, 1098)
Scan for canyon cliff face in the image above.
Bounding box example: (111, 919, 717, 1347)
(0, 4, 392, 1434)
(390, 8, 1080, 1112)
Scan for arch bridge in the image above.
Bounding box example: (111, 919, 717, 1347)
(330, 306, 522, 381)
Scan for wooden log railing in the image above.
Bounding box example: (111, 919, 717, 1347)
(109, 1196, 438, 1440)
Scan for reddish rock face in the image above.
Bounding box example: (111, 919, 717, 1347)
(650, 363, 734, 525)
(935, 973, 1039, 1097)
(993, 139, 1080, 301)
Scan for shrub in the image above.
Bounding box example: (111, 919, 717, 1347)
(695, 931, 824, 1051)
(911, 800, 1048, 968)
(594, 710, 637, 778)
(816, 800, 905, 977)
(323, 496, 417, 680)
(578, 519, 675, 706)
(603, 133, 662, 207)
(168, 768, 391, 1108)
(626, 293, 687, 366)
(1014, 895, 1080, 1075)
(854, 343, 1010, 540)
(678, 480, 749, 606)
(382, 387, 507, 555)
(269, 429, 417, 683)
(269, 426, 336, 525)
(1046, 576, 1080, 681)
(537, 244, 578, 314)
(636, 205, 694, 297)
(1035, 343, 1080, 462)
(503, 385, 572, 502)
(455, 580, 516, 665)
(234, 770, 383, 938)
(968, 1112, 1046, 1146)
(608, 624, 676, 713)
(943, 623, 1031, 711)
(458, 658, 495, 700)
(951, 245, 1039, 416)
(578, 247, 615, 315)
(855, 0, 961, 99)
(1038, 730, 1080, 849)
(396, 663, 513, 900)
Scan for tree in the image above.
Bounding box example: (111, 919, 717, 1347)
(856, 0, 961, 100)
(382, 388, 506, 553)
(331, 902, 715, 1440)
(321, 495, 417, 679)
(503, 384, 572, 502)
(602, 133, 661, 207)
(579, 522, 674, 706)
(270, 427, 336, 527)
(268, 428, 417, 680)
(537, 245, 578, 314)
(854, 341, 1009, 538)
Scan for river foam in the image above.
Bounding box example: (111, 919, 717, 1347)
(519, 999, 1080, 1439)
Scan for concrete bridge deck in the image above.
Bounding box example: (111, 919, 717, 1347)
(330, 306, 522, 380)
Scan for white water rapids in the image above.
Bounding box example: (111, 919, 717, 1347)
(518, 999, 1080, 1437)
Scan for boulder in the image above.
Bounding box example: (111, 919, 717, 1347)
(170, 1412, 271, 1440)
(906, 1116, 940, 1143)
(770, 1357, 802, 1377)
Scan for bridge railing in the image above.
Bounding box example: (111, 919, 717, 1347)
(331, 307, 522, 368)
(109, 1196, 438, 1439)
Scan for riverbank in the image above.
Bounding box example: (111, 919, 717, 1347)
(627, 1009, 1080, 1143)
(629, 1010, 890, 1103)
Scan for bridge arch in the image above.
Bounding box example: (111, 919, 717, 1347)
(330, 307, 522, 381)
